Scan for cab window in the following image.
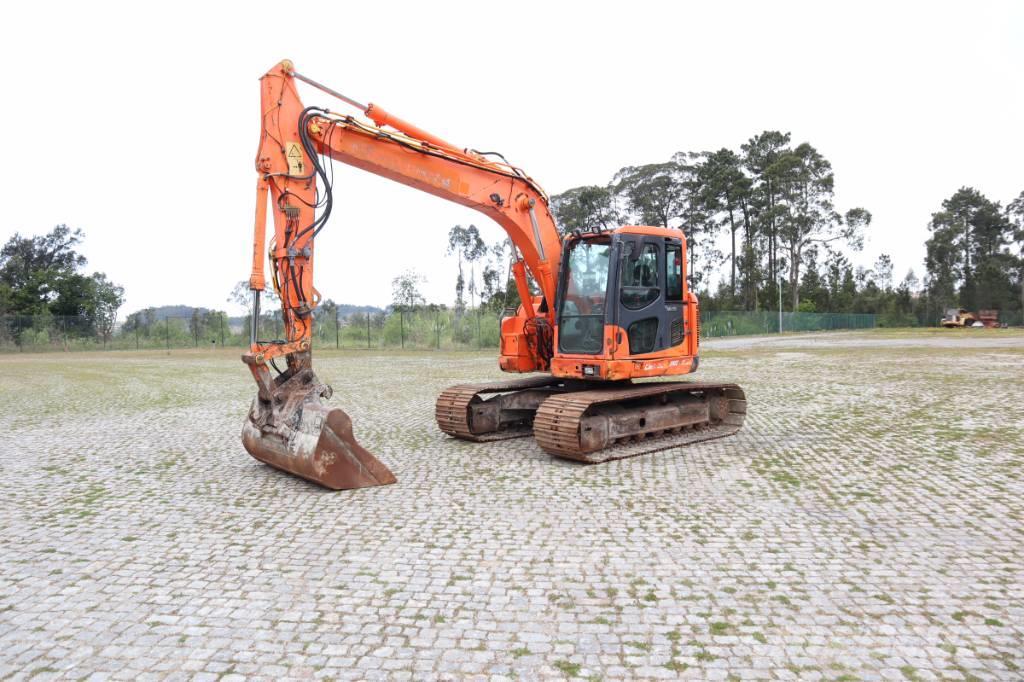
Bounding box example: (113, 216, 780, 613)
(621, 243, 659, 310)
(558, 239, 610, 354)
(666, 243, 683, 301)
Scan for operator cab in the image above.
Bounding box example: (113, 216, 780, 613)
(556, 227, 688, 357)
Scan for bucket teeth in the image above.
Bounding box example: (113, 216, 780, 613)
(241, 353, 395, 490)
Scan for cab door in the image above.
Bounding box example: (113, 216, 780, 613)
(614, 235, 686, 357)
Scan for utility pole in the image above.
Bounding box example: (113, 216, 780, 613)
(335, 308, 339, 349)
(778, 270, 783, 334)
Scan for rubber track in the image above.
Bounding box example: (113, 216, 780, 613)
(435, 375, 563, 442)
(533, 382, 746, 463)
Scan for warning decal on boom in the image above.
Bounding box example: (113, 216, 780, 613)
(285, 142, 305, 175)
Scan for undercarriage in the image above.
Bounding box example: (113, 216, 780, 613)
(435, 376, 746, 463)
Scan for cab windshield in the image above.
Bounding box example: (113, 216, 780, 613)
(558, 239, 610, 354)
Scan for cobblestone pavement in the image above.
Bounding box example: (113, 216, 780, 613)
(1, 330, 1023, 681)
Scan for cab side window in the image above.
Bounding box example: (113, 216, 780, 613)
(666, 243, 683, 301)
(620, 243, 659, 310)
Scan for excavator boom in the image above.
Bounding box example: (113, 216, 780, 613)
(241, 60, 562, 488)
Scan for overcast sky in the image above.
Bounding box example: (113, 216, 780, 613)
(1, 1, 1021, 314)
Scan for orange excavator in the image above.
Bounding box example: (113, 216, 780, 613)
(242, 60, 746, 490)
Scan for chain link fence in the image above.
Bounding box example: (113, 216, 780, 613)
(700, 310, 877, 337)
(0, 308, 890, 353)
(2, 308, 891, 354)
(982, 310, 1022, 327)
(0, 310, 503, 353)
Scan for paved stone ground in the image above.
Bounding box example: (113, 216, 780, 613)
(1, 329, 1023, 681)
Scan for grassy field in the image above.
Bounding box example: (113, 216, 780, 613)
(1, 328, 1022, 679)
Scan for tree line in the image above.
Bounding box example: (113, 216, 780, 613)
(0, 225, 124, 340)
(926, 188, 1024, 319)
(5, 151, 1021, 348)
(549, 131, 1024, 324)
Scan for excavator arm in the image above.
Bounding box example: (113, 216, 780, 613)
(240, 60, 563, 490)
(247, 60, 561, 370)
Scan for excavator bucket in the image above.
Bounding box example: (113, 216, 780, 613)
(241, 352, 396, 490)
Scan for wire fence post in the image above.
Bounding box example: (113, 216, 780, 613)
(335, 308, 340, 349)
(220, 315, 225, 347)
(165, 317, 170, 353)
(366, 314, 371, 349)
(135, 324, 139, 350)
(476, 310, 481, 349)
(62, 317, 68, 352)
(777, 272, 783, 334)
(436, 311, 440, 349)
(400, 309, 405, 349)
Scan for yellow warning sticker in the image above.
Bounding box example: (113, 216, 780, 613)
(284, 142, 305, 176)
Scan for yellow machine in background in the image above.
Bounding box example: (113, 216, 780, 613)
(940, 308, 999, 328)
